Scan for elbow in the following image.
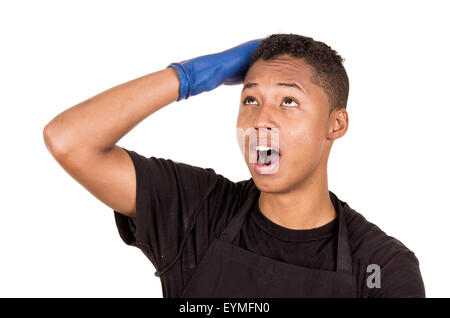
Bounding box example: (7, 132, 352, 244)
(43, 123, 70, 158)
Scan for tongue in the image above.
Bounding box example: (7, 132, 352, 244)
(257, 156, 270, 166)
(257, 150, 279, 165)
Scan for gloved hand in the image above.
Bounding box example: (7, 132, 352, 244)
(167, 39, 262, 101)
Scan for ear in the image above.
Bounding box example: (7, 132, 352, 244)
(328, 108, 348, 139)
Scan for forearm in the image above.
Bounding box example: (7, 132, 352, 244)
(43, 67, 180, 155)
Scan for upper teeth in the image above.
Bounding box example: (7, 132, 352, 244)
(256, 145, 272, 151)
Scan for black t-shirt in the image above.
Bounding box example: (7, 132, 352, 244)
(113, 147, 426, 298)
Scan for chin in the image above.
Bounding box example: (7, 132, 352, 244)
(248, 166, 287, 193)
(247, 159, 309, 194)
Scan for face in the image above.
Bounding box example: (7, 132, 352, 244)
(236, 54, 345, 193)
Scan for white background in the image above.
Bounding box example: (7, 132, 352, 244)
(1, 0, 449, 297)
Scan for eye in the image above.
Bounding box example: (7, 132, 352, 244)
(282, 97, 299, 107)
(243, 96, 258, 105)
(242, 96, 300, 107)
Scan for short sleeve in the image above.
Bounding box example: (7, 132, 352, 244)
(113, 147, 218, 273)
(369, 251, 426, 298)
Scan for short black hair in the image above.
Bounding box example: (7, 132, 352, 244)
(248, 33, 349, 113)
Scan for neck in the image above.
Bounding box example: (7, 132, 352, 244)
(258, 167, 336, 230)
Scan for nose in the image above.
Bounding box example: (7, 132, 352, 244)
(253, 104, 277, 131)
(252, 105, 280, 147)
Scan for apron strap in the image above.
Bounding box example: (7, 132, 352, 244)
(331, 191, 353, 274)
(219, 186, 260, 243)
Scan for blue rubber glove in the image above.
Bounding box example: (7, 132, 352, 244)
(167, 39, 262, 101)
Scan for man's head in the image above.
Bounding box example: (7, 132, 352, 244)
(236, 33, 349, 193)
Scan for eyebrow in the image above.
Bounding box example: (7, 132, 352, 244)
(242, 82, 307, 94)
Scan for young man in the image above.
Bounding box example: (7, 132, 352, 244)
(43, 33, 426, 298)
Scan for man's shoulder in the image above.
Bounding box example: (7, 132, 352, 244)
(342, 203, 425, 297)
(211, 173, 256, 200)
(343, 202, 418, 267)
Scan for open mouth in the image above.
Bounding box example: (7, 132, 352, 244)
(256, 145, 280, 166)
(252, 145, 281, 175)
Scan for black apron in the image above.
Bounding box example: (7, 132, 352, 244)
(159, 185, 357, 298)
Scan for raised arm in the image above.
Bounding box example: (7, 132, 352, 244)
(43, 68, 180, 218)
(43, 39, 262, 219)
